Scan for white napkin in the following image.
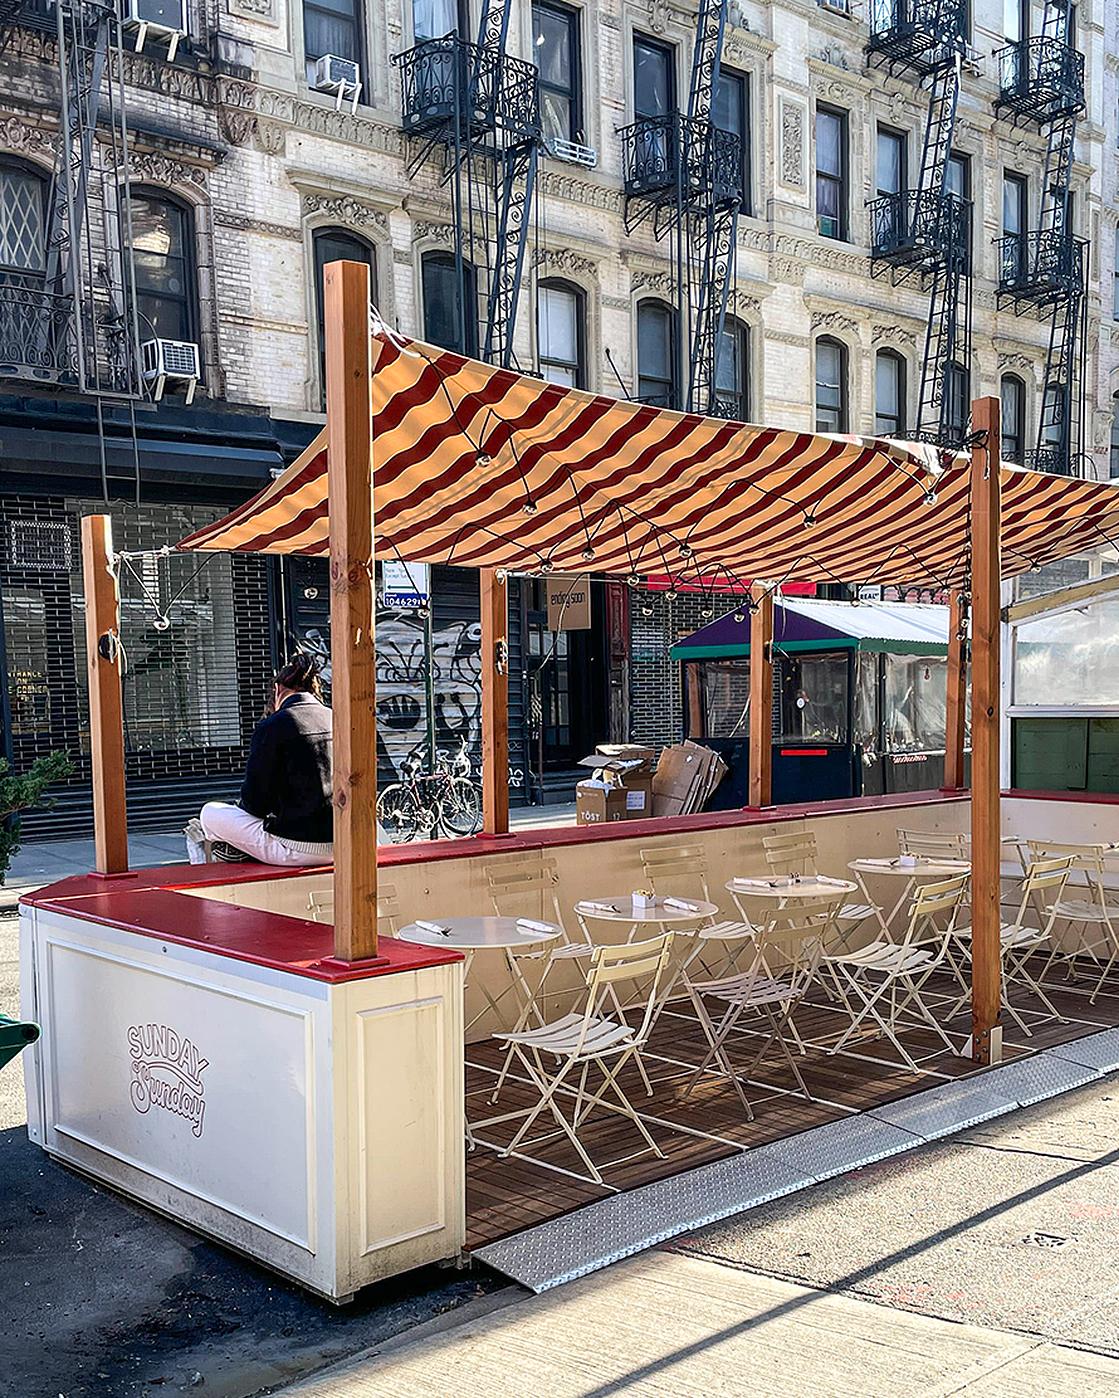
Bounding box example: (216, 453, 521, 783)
(816, 875, 848, 887)
(582, 900, 617, 913)
(516, 918, 554, 934)
(415, 919, 450, 935)
(733, 878, 779, 890)
(664, 897, 699, 913)
(861, 858, 900, 868)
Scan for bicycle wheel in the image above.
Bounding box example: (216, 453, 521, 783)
(377, 784, 424, 843)
(438, 777, 482, 838)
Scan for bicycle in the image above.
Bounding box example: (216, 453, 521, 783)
(377, 737, 482, 842)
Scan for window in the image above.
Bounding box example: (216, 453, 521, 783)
(1111, 395, 1119, 479)
(1002, 172, 1028, 237)
(714, 68, 750, 212)
(0, 159, 47, 283)
(636, 299, 678, 408)
(875, 126, 906, 198)
(313, 227, 374, 404)
(875, 350, 906, 438)
(533, 2, 582, 146)
(413, 0, 464, 39)
(633, 34, 674, 120)
(815, 337, 847, 433)
(945, 153, 971, 272)
(1040, 382, 1068, 457)
(945, 361, 969, 442)
(422, 250, 477, 356)
(714, 318, 749, 420)
(1001, 374, 1026, 463)
(816, 106, 847, 240)
(130, 191, 196, 345)
(537, 279, 585, 387)
(304, 0, 362, 77)
(1003, 0, 1028, 41)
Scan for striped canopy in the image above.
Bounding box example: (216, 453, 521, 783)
(180, 329, 1119, 588)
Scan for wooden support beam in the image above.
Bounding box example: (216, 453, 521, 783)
(481, 568, 510, 836)
(1002, 570, 1119, 626)
(943, 589, 968, 792)
(325, 259, 379, 963)
(970, 396, 1003, 1066)
(80, 514, 128, 875)
(748, 584, 774, 808)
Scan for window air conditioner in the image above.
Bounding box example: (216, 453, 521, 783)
(142, 337, 201, 405)
(123, 0, 187, 60)
(817, 0, 851, 14)
(312, 54, 362, 113)
(552, 138, 598, 168)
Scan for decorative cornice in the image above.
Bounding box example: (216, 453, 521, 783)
(214, 210, 301, 240)
(301, 192, 388, 233)
(115, 146, 210, 189)
(810, 309, 860, 338)
(631, 270, 676, 297)
(871, 324, 919, 352)
(537, 247, 598, 279)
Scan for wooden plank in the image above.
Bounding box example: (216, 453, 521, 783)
(325, 259, 379, 962)
(80, 514, 128, 875)
(748, 585, 774, 808)
(969, 396, 1003, 1066)
(1003, 570, 1119, 626)
(943, 589, 968, 792)
(481, 568, 510, 836)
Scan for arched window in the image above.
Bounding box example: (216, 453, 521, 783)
(636, 299, 678, 408)
(422, 250, 478, 357)
(537, 278, 586, 388)
(874, 349, 906, 437)
(815, 336, 847, 433)
(313, 226, 375, 404)
(1000, 374, 1026, 463)
(130, 190, 197, 345)
(0, 157, 48, 285)
(714, 317, 749, 420)
(945, 360, 969, 443)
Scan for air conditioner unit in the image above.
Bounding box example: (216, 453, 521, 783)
(142, 337, 201, 405)
(552, 138, 598, 168)
(312, 53, 362, 114)
(123, 0, 187, 60)
(817, 0, 851, 14)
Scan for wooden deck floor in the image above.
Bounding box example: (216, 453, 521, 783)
(464, 969, 1119, 1251)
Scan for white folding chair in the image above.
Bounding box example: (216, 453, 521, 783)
(764, 829, 879, 941)
(306, 883, 400, 936)
(821, 873, 969, 1072)
(944, 855, 1073, 1034)
(684, 895, 841, 1118)
(640, 843, 754, 974)
(470, 933, 676, 1187)
(1028, 841, 1119, 1001)
(897, 828, 967, 860)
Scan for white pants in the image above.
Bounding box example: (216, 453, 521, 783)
(187, 801, 333, 867)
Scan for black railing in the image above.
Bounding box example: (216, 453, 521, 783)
(1024, 444, 1081, 476)
(869, 189, 968, 265)
(1, 0, 55, 33)
(620, 113, 741, 208)
(995, 37, 1084, 122)
(997, 229, 1083, 300)
(867, 0, 967, 70)
(0, 277, 78, 385)
(394, 36, 540, 144)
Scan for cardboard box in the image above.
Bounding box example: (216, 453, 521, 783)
(594, 743, 655, 767)
(652, 742, 727, 818)
(576, 780, 631, 825)
(619, 772, 653, 818)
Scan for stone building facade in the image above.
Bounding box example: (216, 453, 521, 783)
(1, 0, 1116, 830)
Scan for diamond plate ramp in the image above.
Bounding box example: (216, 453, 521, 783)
(991, 1052, 1099, 1107)
(868, 1076, 1018, 1139)
(1044, 1026, 1119, 1074)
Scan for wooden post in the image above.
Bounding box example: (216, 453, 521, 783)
(748, 584, 774, 808)
(80, 514, 128, 875)
(325, 259, 380, 963)
(481, 568, 510, 836)
(943, 589, 968, 791)
(970, 396, 1002, 1065)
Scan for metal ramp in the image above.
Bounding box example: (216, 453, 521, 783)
(471, 1027, 1119, 1293)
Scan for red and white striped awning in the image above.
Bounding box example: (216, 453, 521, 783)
(180, 329, 1119, 588)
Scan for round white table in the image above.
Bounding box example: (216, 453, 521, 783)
(847, 856, 970, 939)
(726, 875, 858, 901)
(574, 896, 720, 944)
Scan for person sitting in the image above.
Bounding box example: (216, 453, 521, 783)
(185, 654, 333, 866)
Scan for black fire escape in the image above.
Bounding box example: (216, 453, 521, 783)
(994, 2, 1086, 476)
(866, 0, 972, 450)
(0, 0, 142, 398)
(619, 0, 742, 417)
(394, 1, 541, 368)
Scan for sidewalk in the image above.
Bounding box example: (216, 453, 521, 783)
(282, 1249, 1119, 1397)
(0, 802, 577, 904)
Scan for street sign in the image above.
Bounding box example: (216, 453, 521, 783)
(381, 560, 430, 611)
(547, 574, 592, 630)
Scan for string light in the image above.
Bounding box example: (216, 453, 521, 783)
(523, 500, 538, 515)
(475, 453, 492, 468)
(582, 546, 595, 560)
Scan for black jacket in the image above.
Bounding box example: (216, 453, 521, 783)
(240, 693, 334, 843)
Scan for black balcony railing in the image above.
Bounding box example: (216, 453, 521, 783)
(395, 36, 540, 144)
(620, 113, 742, 208)
(0, 277, 78, 385)
(1024, 443, 1076, 476)
(995, 37, 1084, 122)
(997, 229, 1084, 303)
(867, 0, 967, 72)
(869, 189, 968, 267)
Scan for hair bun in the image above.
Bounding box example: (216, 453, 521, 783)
(276, 652, 321, 693)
